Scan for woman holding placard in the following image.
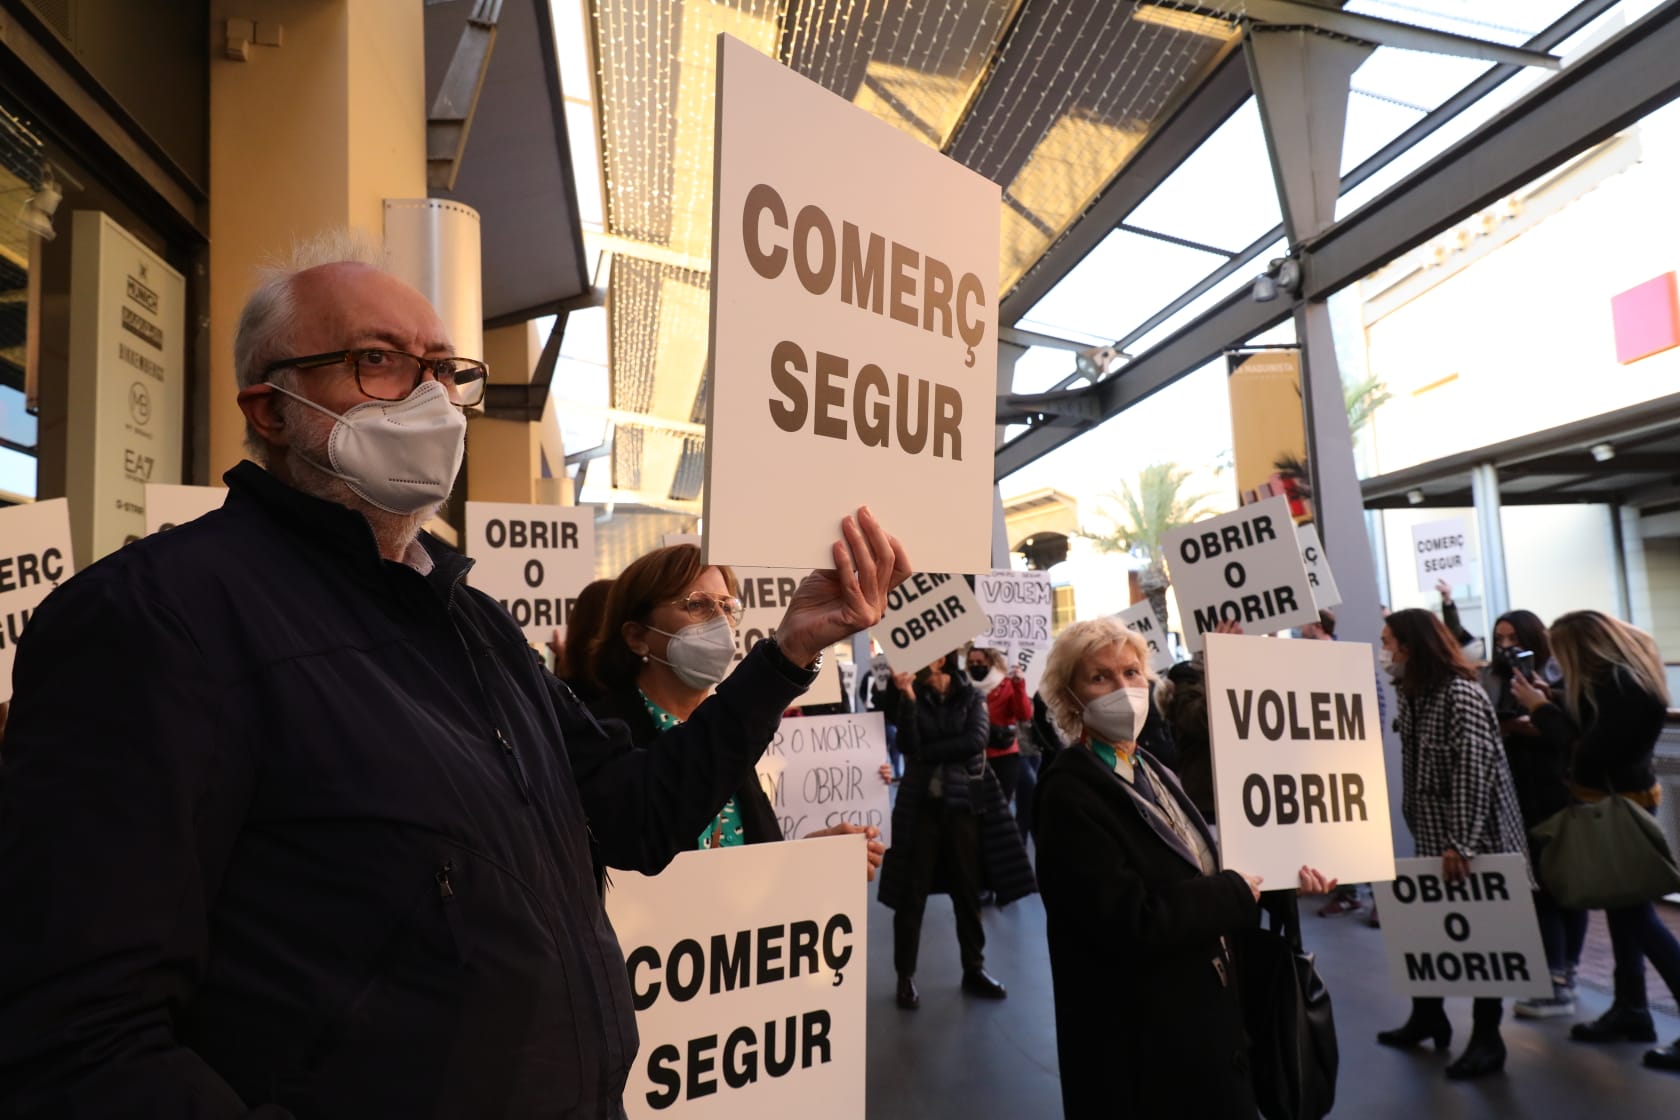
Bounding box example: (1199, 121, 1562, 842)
(1378, 608, 1527, 1080)
(1509, 610, 1680, 1073)
(1033, 617, 1333, 1118)
(585, 545, 885, 877)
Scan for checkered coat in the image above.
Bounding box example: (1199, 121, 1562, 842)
(1396, 676, 1527, 860)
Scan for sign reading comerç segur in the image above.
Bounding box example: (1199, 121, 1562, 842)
(703, 34, 999, 573)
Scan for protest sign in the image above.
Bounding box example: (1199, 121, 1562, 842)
(870, 572, 988, 672)
(702, 35, 999, 573)
(1412, 518, 1470, 592)
(1163, 496, 1317, 653)
(0, 500, 74, 702)
(1113, 601, 1175, 673)
(1203, 632, 1395, 885)
(609, 837, 866, 1119)
(972, 570, 1050, 654)
(756, 712, 891, 846)
(734, 567, 841, 708)
(464, 502, 596, 645)
(1296, 523, 1342, 612)
(1005, 640, 1049, 699)
(1372, 854, 1550, 999)
(144, 483, 224, 536)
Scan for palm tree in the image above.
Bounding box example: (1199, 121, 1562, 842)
(1344, 373, 1393, 438)
(1079, 462, 1213, 630)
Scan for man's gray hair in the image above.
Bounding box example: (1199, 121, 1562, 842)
(235, 230, 389, 458)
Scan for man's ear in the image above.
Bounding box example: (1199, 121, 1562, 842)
(237, 385, 289, 448)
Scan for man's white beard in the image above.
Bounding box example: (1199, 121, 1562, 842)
(276, 396, 434, 559)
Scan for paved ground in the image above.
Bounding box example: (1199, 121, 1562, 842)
(864, 877, 1680, 1118)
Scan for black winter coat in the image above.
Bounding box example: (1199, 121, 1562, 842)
(1034, 746, 1260, 1120)
(876, 680, 1036, 909)
(1532, 667, 1668, 796)
(0, 463, 806, 1120)
(587, 684, 781, 845)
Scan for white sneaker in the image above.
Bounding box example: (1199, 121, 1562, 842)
(1514, 990, 1577, 1019)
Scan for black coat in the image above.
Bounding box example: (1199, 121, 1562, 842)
(587, 684, 781, 845)
(1533, 667, 1668, 796)
(0, 462, 807, 1120)
(876, 680, 1036, 909)
(1034, 746, 1260, 1120)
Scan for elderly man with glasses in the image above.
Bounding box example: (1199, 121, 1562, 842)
(0, 238, 910, 1119)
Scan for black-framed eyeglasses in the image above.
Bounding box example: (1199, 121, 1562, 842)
(263, 348, 489, 407)
(658, 594, 745, 625)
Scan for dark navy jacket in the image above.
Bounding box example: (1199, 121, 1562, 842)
(0, 463, 805, 1119)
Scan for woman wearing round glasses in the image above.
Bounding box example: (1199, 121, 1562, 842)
(585, 545, 885, 875)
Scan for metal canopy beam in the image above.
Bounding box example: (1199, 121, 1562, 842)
(427, 0, 504, 191)
(1307, 1, 1680, 297)
(1201, 1, 1562, 69)
(993, 7, 1680, 482)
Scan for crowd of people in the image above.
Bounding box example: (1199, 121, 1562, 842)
(0, 240, 1676, 1119)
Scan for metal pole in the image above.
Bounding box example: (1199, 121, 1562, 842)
(1469, 462, 1510, 620)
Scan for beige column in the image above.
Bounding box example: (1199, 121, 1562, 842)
(466, 321, 570, 505)
(205, 0, 425, 481)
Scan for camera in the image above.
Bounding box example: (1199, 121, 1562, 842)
(1496, 644, 1536, 679)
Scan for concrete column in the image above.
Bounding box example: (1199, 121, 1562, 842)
(1469, 462, 1510, 620)
(206, 0, 426, 480)
(1621, 504, 1655, 630)
(466, 321, 564, 505)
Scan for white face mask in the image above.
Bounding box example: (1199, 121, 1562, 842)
(1378, 647, 1397, 675)
(1079, 686, 1149, 746)
(647, 614, 737, 690)
(269, 379, 466, 515)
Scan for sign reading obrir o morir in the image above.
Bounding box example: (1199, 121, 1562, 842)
(1163, 495, 1318, 653)
(464, 501, 597, 647)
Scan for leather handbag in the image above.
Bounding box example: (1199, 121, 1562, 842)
(1235, 924, 1338, 1120)
(1530, 793, 1680, 910)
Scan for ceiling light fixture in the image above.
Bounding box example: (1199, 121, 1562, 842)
(1074, 346, 1131, 379)
(16, 168, 61, 241)
(1405, 488, 1425, 506)
(1132, 3, 1239, 39)
(1590, 442, 1615, 463)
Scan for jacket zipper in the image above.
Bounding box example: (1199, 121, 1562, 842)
(444, 579, 533, 804)
(436, 861, 468, 962)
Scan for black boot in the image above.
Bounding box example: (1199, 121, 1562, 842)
(1646, 1040, 1680, 1072)
(1377, 1004, 1452, 1051)
(1446, 1033, 1506, 1079)
(1571, 1002, 1657, 1043)
(961, 968, 1007, 999)
(896, 975, 919, 1010)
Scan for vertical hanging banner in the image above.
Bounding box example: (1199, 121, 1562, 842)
(1163, 495, 1318, 653)
(1411, 518, 1470, 592)
(464, 502, 597, 646)
(609, 837, 867, 1120)
(755, 712, 892, 845)
(0, 499, 74, 702)
(1226, 348, 1311, 522)
(143, 484, 225, 536)
(703, 35, 999, 572)
(1203, 632, 1395, 886)
(1113, 601, 1176, 673)
(1372, 854, 1550, 998)
(734, 567, 841, 708)
(1296, 523, 1342, 611)
(65, 211, 186, 564)
(870, 572, 989, 671)
(971, 570, 1051, 654)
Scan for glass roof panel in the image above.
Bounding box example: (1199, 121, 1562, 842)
(1017, 228, 1227, 344)
(1126, 99, 1282, 254)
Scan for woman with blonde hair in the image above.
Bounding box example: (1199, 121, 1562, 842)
(1033, 618, 1332, 1118)
(1511, 610, 1680, 1072)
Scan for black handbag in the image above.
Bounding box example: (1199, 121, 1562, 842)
(1235, 924, 1338, 1120)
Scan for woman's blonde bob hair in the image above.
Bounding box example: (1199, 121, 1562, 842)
(1040, 617, 1155, 743)
(1548, 610, 1670, 717)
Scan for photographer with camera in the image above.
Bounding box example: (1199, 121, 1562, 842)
(1483, 610, 1582, 1020)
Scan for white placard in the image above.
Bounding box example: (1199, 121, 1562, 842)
(1005, 641, 1049, 699)
(1412, 518, 1470, 592)
(464, 502, 597, 645)
(734, 567, 841, 709)
(1296, 523, 1342, 612)
(756, 712, 891, 845)
(143, 483, 224, 536)
(702, 35, 999, 573)
(66, 211, 186, 562)
(609, 837, 866, 1120)
(1372, 854, 1550, 998)
(1203, 632, 1395, 886)
(0, 499, 75, 702)
(1113, 601, 1176, 673)
(870, 572, 989, 672)
(1163, 496, 1318, 653)
(971, 570, 1051, 654)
